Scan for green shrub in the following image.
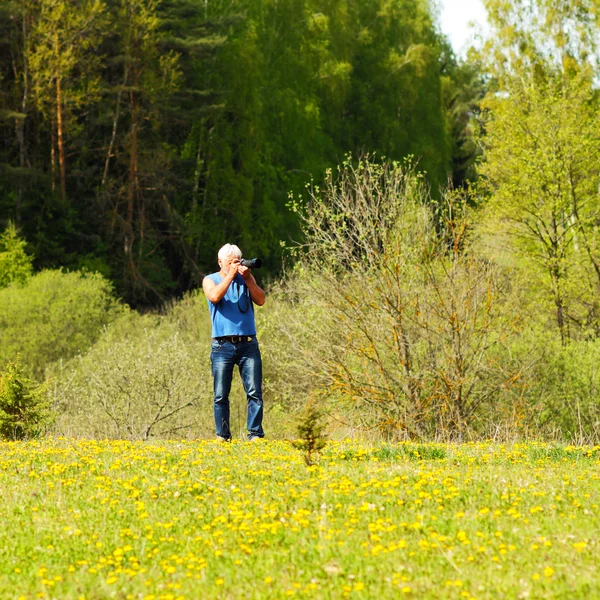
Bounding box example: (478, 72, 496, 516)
(0, 359, 53, 440)
(523, 337, 600, 442)
(51, 306, 214, 440)
(0, 269, 124, 377)
(0, 222, 33, 289)
(292, 403, 328, 466)
(265, 157, 513, 440)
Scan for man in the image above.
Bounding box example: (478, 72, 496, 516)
(203, 244, 266, 441)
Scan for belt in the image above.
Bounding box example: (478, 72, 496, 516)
(213, 335, 255, 344)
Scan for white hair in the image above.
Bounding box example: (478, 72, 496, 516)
(218, 243, 242, 261)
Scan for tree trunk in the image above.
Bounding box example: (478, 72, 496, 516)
(549, 256, 568, 346)
(126, 89, 138, 256)
(50, 115, 57, 193)
(14, 7, 30, 223)
(56, 75, 66, 200)
(549, 212, 569, 345)
(102, 64, 128, 187)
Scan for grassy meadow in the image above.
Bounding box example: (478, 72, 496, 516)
(1, 439, 599, 599)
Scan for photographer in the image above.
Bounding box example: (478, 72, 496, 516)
(202, 244, 266, 442)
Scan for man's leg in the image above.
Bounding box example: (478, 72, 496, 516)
(211, 341, 236, 440)
(238, 339, 264, 439)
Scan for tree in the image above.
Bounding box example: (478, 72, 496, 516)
(28, 0, 107, 200)
(0, 358, 53, 440)
(271, 156, 512, 438)
(477, 0, 600, 343)
(1, 0, 473, 305)
(0, 0, 33, 223)
(482, 0, 600, 77)
(0, 222, 33, 289)
(293, 402, 328, 466)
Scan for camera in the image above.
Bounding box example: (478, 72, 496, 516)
(240, 258, 262, 269)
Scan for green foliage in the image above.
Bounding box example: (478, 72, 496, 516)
(1, 0, 471, 304)
(28, 0, 107, 120)
(0, 358, 53, 440)
(292, 403, 328, 466)
(518, 336, 600, 442)
(50, 292, 214, 439)
(474, 1, 600, 345)
(477, 69, 600, 343)
(481, 0, 600, 78)
(441, 56, 485, 187)
(0, 222, 33, 289)
(268, 156, 512, 439)
(0, 269, 124, 378)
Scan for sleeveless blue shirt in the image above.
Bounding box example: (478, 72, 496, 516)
(205, 273, 256, 337)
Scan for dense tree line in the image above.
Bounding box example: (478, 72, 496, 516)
(0, 0, 479, 304)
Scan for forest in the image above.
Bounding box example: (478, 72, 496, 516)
(2, 0, 600, 442)
(1, 0, 478, 303)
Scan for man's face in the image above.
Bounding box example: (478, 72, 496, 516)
(219, 254, 240, 275)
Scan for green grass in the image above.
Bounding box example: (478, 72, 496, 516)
(1, 440, 599, 599)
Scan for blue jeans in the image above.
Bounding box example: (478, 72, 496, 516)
(210, 338, 264, 440)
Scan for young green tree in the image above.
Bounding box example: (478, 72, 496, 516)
(293, 402, 328, 466)
(0, 358, 53, 440)
(0, 222, 33, 289)
(478, 71, 600, 343)
(477, 0, 600, 343)
(482, 0, 600, 76)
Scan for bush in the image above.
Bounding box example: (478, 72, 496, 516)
(0, 222, 33, 289)
(51, 291, 220, 439)
(0, 269, 124, 378)
(0, 359, 53, 440)
(292, 403, 328, 466)
(517, 335, 600, 442)
(266, 157, 515, 439)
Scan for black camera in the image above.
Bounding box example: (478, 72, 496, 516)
(240, 258, 262, 269)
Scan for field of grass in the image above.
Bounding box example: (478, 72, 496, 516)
(1, 439, 599, 599)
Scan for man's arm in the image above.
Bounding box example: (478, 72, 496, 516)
(203, 270, 236, 304)
(240, 267, 266, 306)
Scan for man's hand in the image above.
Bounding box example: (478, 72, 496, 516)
(242, 267, 265, 306)
(238, 264, 252, 281)
(227, 258, 241, 280)
(203, 257, 239, 304)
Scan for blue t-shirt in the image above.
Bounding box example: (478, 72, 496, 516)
(205, 273, 256, 337)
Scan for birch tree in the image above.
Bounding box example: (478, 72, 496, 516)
(477, 0, 600, 342)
